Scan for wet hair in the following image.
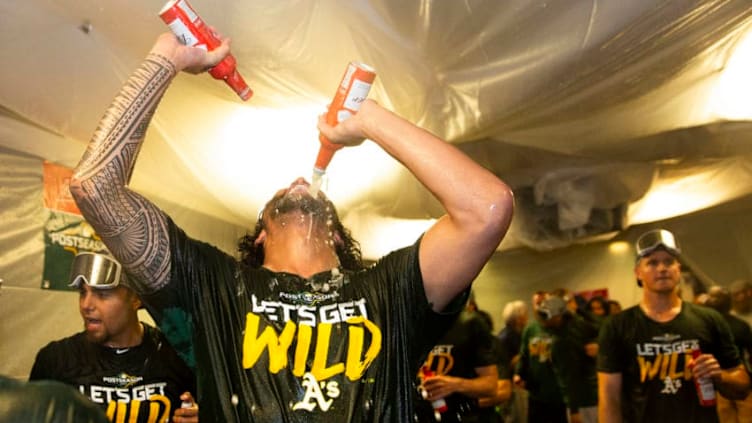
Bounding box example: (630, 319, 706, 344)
(238, 198, 365, 272)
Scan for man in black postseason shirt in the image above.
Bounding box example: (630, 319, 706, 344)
(68, 31, 514, 422)
(30, 252, 197, 423)
(597, 229, 749, 423)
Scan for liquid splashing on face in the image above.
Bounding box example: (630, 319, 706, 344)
(306, 212, 314, 242)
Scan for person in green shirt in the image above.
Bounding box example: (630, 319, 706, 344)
(539, 295, 599, 423)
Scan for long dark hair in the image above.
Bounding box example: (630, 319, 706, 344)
(238, 199, 365, 272)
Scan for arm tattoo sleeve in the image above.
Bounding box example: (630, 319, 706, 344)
(71, 53, 177, 294)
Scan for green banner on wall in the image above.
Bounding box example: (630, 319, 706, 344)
(42, 211, 108, 291)
(41, 161, 107, 291)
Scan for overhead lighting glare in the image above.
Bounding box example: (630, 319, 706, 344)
(608, 241, 630, 254)
(627, 173, 729, 224)
(710, 26, 752, 120)
(209, 105, 401, 215)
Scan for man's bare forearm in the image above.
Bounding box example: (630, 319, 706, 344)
(717, 364, 751, 400)
(70, 53, 175, 293)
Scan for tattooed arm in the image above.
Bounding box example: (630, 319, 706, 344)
(70, 33, 231, 293)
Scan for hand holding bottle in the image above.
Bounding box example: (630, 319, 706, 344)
(420, 367, 448, 420)
(149, 32, 230, 75)
(159, 0, 252, 100)
(313, 62, 376, 175)
(690, 349, 719, 406)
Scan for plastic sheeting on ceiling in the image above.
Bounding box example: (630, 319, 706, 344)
(1, 0, 752, 258)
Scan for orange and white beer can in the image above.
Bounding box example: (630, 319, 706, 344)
(315, 62, 377, 172)
(328, 62, 377, 126)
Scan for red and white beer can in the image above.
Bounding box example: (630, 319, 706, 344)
(159, 0, 252, 101)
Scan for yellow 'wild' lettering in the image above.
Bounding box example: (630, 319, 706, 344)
(242, 314, 296, 371)
(345, 316, 381, 380)
(683, 352, 693, 380)
(666, 352, 684, 380)
(638, 355, 662, 382)
(242, 312, 382, 381)
(639, 352, 693, 382)
(103, 394, 171, 423)
(311, 322, 345, 380)
(293, 324, 313, 376)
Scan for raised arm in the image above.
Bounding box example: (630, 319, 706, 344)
(70, 33, 230, 293)
(318, 101, 514, 311)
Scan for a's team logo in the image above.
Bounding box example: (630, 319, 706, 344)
(292, 372, 341, 412)
(529, 336, 553, 363)
(660, 376, 682, 394)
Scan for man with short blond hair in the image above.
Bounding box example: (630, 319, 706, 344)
(597, 229, 750, 423)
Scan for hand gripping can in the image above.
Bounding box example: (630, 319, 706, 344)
(692, 348, 716, 406)
(314, 62, 377, 175)
(159, 0, 252, 101)
(420, 366, 448, 421)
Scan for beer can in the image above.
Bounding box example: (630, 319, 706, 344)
(315, 62, 377, 172)
(159, 0, 252, 101)
(159, 0, 211, 50)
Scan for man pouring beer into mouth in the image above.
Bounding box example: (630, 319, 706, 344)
(69, 12, 514, 421)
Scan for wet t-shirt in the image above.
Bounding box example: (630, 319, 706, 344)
(142, 218, 461, 422)
(30, 324, 195, 423)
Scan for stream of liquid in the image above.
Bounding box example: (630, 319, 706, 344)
(309, 169, 324, 198)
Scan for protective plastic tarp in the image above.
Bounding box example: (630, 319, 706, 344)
(1, 1, 752, 253)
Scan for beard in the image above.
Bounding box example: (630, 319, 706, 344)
(265, 189, 335, 226)
(84, 325, 109, 345)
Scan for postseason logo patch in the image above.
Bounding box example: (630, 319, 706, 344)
(102, 372, 144, 388)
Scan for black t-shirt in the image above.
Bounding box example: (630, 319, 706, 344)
(722, 313, 752, 374)
(30, 324, 195, 423)
(416, 310, 498, 422)
(496, 326, 521, 371)
(140, 218, 462, 422)
(549, 314, 598, 410)
(598, 302, 741, 423)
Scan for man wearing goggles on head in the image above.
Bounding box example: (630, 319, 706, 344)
(30, 252, 199, 423)
(597, 229, 750, 423)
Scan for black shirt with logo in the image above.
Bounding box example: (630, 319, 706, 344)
(136, 217, 461, 422)
(30, 324, 195, 423)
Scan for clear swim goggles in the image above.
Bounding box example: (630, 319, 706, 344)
(635, 229, 681, 259)
(68, 252, 123, 289)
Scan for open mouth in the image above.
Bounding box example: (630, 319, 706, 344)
(84, 317, 102, 330)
